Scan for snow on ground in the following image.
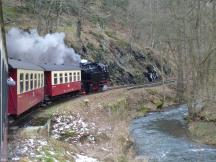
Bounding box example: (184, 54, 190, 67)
(8, 138, 48, 161)
(51, 113, 97, 144)
(74, 154, 99, 162)
(9, 113, 108, 161)
(8, 137, 78, 162)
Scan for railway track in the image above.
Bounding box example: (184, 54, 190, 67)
(9, 80, 176, 128)
(126, 80, 175, 90)
(108, 79, 175, 91)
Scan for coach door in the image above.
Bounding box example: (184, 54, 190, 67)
(0, 4, 8, 161)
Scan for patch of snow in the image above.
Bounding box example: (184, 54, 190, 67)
(12, 157, 20, 161)
(101, 147, 109, 152)
(8, 138, 48, 161)
(51, 113, 97, 144)
(74, 154, 99, 162)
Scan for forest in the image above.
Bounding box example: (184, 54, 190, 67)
(2, 0, 216, 161)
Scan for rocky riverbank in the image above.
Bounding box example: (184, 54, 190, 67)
(9, 85, 176, 162)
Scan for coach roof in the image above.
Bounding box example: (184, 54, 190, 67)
(9, 58, 44, 71)
(40, 64, 81, 71)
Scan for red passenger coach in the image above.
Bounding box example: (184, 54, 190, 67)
(8, 59, 45, 116)
(41, 64, 81, 97)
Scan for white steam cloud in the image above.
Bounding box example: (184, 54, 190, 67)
(6, 28, 81, 65)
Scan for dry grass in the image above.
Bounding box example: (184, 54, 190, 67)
(189, 121, 216, 145)
(35, 86, 175, 161)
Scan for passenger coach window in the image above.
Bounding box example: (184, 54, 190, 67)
(41, 74, 43, 87)
(38, 74, 40, 88)
(73, 72, 76, 82)
(20, 73, 24, 93)
(60, 73, 63, 83)
(69, 73, 72, 82)
(34, 74, 37, 89)
(25, 73, 29, 91)
(77, 72, 80, 81)
(54, 73, 58, 85)
(65, 73, 68, 83)
(30, 73, 33, 90)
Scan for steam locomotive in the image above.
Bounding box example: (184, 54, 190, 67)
(80, 61, 109, 93)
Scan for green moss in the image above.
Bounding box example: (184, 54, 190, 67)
(105, 97, 129, 115)
(133, 71, 145, 83)
(152, 99, 164, 109)
(30, 117, 50, 126)
(90, 15, 107, 28)
(86, 42, 96, 51)
(36, 143, 75, 162)
(107, 102, 118, 112)
(116, 39, 130, 48)
(147, 89, 158, 95)
(105, 31, 113, 37)
(118, 155, 128, 162)
(3, 7, 17, 19)
(58, 25, 76, 33)
(89, 31, 104, 41)
(189, 121, 216, 145)
(60, 129, 76, 140)
(105, 31, 119, 40)
(42, 157, 55, 162)
(138, 104, 150, 115)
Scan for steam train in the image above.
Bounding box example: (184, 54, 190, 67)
(8, 59, 110, 116)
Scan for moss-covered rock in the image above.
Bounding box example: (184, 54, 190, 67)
(147, 89, 158, 95)
(152, 99, 164, 109)
(137, 104, 150, 115)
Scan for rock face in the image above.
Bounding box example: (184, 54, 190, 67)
(76, 33, 171, 85)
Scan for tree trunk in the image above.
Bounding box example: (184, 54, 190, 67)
(176, 29, 184, 103)
(76, 17, 82, 41)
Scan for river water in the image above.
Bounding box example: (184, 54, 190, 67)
(130, 105, 216, 162)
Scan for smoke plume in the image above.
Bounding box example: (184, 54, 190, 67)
(6, 28, 81, 65)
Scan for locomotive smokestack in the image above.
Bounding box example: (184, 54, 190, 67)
(6, 28, 81, 65)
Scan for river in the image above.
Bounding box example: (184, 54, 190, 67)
(130, 105, 216, 162)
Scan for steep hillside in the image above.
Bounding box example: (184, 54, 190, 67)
(3, 0, 172, 84)
(74, 29, 170, 84)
